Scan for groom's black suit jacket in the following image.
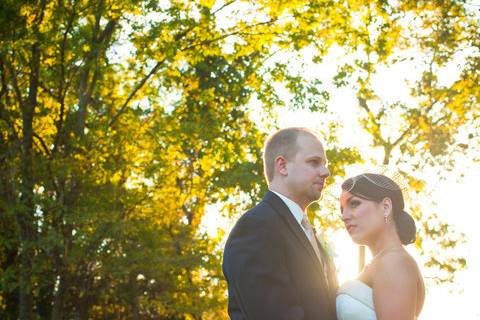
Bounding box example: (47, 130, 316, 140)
(223, 191, 337, 320)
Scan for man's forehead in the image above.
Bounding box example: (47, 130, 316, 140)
(297, 132, 323, 144)
(302, 145, 327, 158)
(297, 134, 325, 151)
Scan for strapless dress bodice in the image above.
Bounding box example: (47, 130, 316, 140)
(336, 280, 376, 320)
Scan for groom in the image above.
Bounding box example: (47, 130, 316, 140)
(223, 127, 337, 320)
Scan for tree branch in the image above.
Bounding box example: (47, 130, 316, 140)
(181, 18, 278, 52)
(212, 0, 238, 15)
(108, 57, 167, 128)
(55, 0, 78, 150)
(4, 54, 24, 109)
(76, 18, 117, 136)
(391, 124, 413, 147)
(0, 56, 19, 139)
(109, 18, 277, 129)
(33, 132, 51, 156)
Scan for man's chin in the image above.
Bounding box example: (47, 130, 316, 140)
(313, 183, 325, 193)
(309, 190, 323, 202)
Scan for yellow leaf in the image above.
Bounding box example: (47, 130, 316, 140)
(199, 0, 216, 8)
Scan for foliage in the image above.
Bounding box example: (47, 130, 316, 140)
(0, 0, 477, 318)
(325, 0, 478, 278)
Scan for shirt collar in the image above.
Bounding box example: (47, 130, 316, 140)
(270, 190, 305, 226)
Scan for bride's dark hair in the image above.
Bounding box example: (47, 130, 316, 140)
(341, 173, 416, 245)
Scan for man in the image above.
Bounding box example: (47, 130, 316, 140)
(223, 127, 338, 320)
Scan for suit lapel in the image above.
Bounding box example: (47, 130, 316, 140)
(263, 191, 324, 273)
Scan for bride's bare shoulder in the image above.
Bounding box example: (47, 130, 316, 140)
(371, 249, 425, 318)
(373, 249, 420, 281)
(369, 250, 424, 319)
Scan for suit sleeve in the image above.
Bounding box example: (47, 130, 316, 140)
(223, 214, 304, 320)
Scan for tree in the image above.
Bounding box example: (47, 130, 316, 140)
(0, 0, 477, 318)
(326, 0, 479, 274)
(0, 0, 357, 317)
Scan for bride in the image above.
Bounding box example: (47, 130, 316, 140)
(336, 173, 425, 320)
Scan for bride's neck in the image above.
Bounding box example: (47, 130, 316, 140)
(368, 229, 403, 257)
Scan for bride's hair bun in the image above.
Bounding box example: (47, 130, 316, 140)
(395, 210, 416, 245)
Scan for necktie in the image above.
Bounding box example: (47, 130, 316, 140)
(301, 216, 334, 296)
(301, 215, 323, 263)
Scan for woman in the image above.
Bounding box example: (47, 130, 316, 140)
(336, 173, 425, 320)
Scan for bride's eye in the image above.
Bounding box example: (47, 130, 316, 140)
(350, 200, 360, 208)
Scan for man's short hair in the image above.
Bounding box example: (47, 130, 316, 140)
(263, 127, 320, 183)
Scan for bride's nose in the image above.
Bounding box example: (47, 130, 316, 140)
(340, 209, 351, 222)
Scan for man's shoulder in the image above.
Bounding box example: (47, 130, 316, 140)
(237, 198, 276, 225)
(230, 192, 287, 231)
(225, 192, 287, 244)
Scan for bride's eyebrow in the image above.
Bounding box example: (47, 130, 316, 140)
(345, 196, 360, 206)
(340, 195, 353, 212)
(347, 196, 363, 204)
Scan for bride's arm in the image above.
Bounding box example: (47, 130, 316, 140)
(371, 255, 419, 320)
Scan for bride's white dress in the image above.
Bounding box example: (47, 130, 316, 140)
(336, 280, 376, 320)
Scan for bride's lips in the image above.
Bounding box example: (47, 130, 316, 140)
(345, 224, 356, 233)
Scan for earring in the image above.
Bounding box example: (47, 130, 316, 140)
(384, 215, 388, 224)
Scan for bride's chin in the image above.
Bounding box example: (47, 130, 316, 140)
(349, 235, 367, 246)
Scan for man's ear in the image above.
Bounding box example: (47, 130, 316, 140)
(275, 156, 288, 177)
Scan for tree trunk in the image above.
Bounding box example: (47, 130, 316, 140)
(51, 272, 66, 320)
(18, 42, 40, 320)
(129, 273, 140, 320)
(51, 205, 73, 320)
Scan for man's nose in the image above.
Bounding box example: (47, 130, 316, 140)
(320, 166, 330, 178)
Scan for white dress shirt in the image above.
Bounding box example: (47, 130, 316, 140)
(270, 190, 310, 238)
(270, 190, 325, 266)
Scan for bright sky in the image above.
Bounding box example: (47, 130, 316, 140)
(202, 51, 479, 320)
(202, 2, 480, 318)
(203, 139, 479, 319)
(273, 104, 480, 320)
(265, 43, 479, 317)
(110, 1, 478, 317)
